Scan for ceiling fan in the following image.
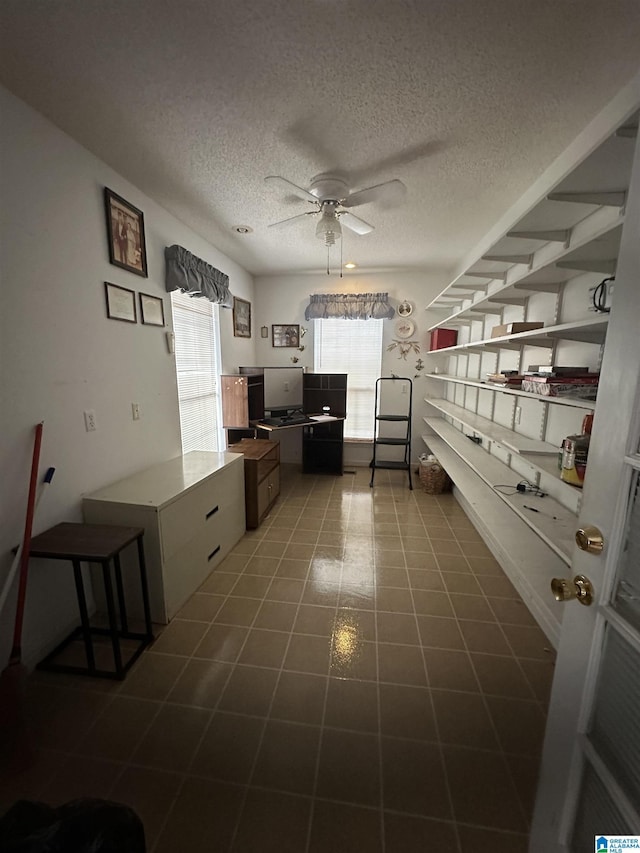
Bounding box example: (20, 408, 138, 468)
(264, 173, 406, 246)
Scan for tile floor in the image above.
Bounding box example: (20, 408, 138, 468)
(0, 466, 556, 852)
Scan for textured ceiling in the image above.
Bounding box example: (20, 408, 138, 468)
(1, 0, 640, 278)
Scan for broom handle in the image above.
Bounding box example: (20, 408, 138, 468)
(10, 423, 44, 661)
(0, 466, 55, 617)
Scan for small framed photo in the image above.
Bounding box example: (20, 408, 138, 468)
(397, 300, 413, 317)
(105, 282, 137, 323)
(233, 297, 251, 338)
(139, 292, 165, 326)
(272, 324, 300, 347)
(104, 187, 148, 278)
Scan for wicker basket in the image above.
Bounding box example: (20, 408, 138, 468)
(419, 459, 452, 494)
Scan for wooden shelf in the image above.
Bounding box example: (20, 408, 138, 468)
(422, 419, 575, 564)
(425, 374, 597, 410)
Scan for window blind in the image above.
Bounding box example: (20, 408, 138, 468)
(171, 290, 222, 453)
(314, 318, 383, 440)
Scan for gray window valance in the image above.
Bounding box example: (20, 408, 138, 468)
(304, 292, 395, 321)
(164, 245, 232, 307)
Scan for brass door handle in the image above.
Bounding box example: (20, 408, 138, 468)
(575, 525, 604, 554)
(551, 575, 594, 606)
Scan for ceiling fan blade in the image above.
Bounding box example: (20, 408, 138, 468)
(268, 211, 318, 229)
(341, 179, 407, 209)
(339, 211, 374, 235)
(264, 175, 318, 203)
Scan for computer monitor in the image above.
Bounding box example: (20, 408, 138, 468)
(262, 367, 304, 413)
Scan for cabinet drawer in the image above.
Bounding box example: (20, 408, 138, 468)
(160, 462, 243, 561)
(257, 465, 280, 519)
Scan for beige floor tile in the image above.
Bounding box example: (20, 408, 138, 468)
(316, 728, 380, 806)
(284, 634, 332, 675)
(108, 765, 182, 849)
(244, 555, 280, 576)
(251, 720, 321, 795)
(472, 653, 536, 699)
(218, 553, 252, 572)
(23, 684, 110, 751)
(381, 737, 451, 818)
(309, 800, 382, 853)
(430, 538, 463, 556)
(177, 592, 226, 622)
(443, 745, 528, 832)
(37, 753, 122, 805)
(379, 683, 437, 741)
(467, 555, 504, 575)
(424, 648, 479, 692)
(231, 788, 312, 853)
(376, 612, 420, 645)
(76, 694, 159, 760)
(218, 665, 279, 716)
(458, 620, 512, 655)
(488, 596, 538, 625)
(190, 711, 264, 783)
(324, 678, 379, 733)
(432, 690, 500, 749)
(214, 596, 263, 627)
(230, 575, 272, 599)
(238, 629, 290, 669)
(412, 589, 455, 618)
(302, 581, 341, 607)
(458, 825, 529, 853)
(375, 566, 410, 588)
(442, 571, 483, 595)
(276, 558, 311, 579)
(505, 752, 542, 820)
(293, 604, 336, 637)
(194, 623, 249, 663)
(449, 593, 495, 621)
(150, 619, 209, 656)
(435, 553, 471, 573)
(167, 658, 233, 708)
(254, 540, 288, 558)
(416, 615, 465, 650)
(119, 652, 186, 701)
(384, 813, 457, 852)
(459, 540, 493, 558)
(486, 696, 547, 757)
(339, 583, 376, 610)
(407, 569, 445, 591)
(519, 657, 556, 703)
(200, 571, 238, 595)
(376, 587, 414, 614)
(154, 777, 244, 853)
(269, 671, 328, 725)
(378, 644, 427, 687)
(335, 608, 376, 642)
(265, 577, 305, 603)
(133, 704, 211, 772)
(502, 624, 555, 660)
(330, 638, 378, 680)
(253, 600, 298, 632)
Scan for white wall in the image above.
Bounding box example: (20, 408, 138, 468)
(253, 271, 448, 465)
(0, 86, 255, 666)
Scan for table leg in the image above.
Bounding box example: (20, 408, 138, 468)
(102, 561, 124, 677)
(136, 535, 154, 642)
(113, 553, 129, 634)
(73, 559, 96, 674)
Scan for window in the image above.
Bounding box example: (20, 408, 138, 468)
(171, 291, 223, 452)
(314, 318, 383, 440)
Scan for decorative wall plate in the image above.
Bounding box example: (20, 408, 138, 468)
(394, 318, 415, 339)
(397, 300, 413, 317)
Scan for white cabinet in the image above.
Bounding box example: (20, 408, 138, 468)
(83, 451, 246, 623)
(422, 110, 639, 647)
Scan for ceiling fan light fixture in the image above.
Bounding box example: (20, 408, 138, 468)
(315, 209, 342, 246)
(344, 262, 357, 269)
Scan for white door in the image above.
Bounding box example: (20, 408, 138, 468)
(530, 128, 640, 849)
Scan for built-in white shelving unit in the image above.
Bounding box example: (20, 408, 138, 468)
(422, 105, 640, 647)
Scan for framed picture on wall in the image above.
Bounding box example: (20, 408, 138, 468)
(272, 324, 300, 347)
(139, 292, 165, 326)
(104, 282, 137, 323)
(104, 187, 148, 278)
(233, 297, 251, 337)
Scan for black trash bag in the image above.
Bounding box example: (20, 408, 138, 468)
(0, 798, 146, 853)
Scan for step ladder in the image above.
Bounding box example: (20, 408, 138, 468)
(369, 377, 413, 489)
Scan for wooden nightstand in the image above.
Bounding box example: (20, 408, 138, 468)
(231, 438, 280, 529)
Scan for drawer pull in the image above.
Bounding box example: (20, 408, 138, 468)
(206, 505, 219, 519)
(207, 545, 221, 561)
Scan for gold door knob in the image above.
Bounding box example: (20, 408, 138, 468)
(575, 525, 604, 554)
(551, 574, 594, 606)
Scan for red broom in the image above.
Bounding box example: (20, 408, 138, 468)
(0, 422, 44, 770)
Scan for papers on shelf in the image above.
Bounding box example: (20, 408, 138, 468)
(309, 415, 336, 422)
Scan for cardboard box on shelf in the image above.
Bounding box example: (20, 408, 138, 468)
(429, 328, 458, 350)
(490, 322, 545, 338)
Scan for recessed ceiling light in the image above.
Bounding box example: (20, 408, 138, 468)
(232, 225, 253, 234)
(344, 262, 357, 269)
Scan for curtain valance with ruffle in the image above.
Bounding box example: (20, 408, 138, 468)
(304, 292, 395, 320)
(164, 245, 232, 307)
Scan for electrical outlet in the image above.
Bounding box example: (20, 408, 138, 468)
(84, 410, 97, 432)
(515, 405, 522, 425)
(284, 381, 289, 392)
(132, 403, 140, 421)
(401, 383, 407, 394)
